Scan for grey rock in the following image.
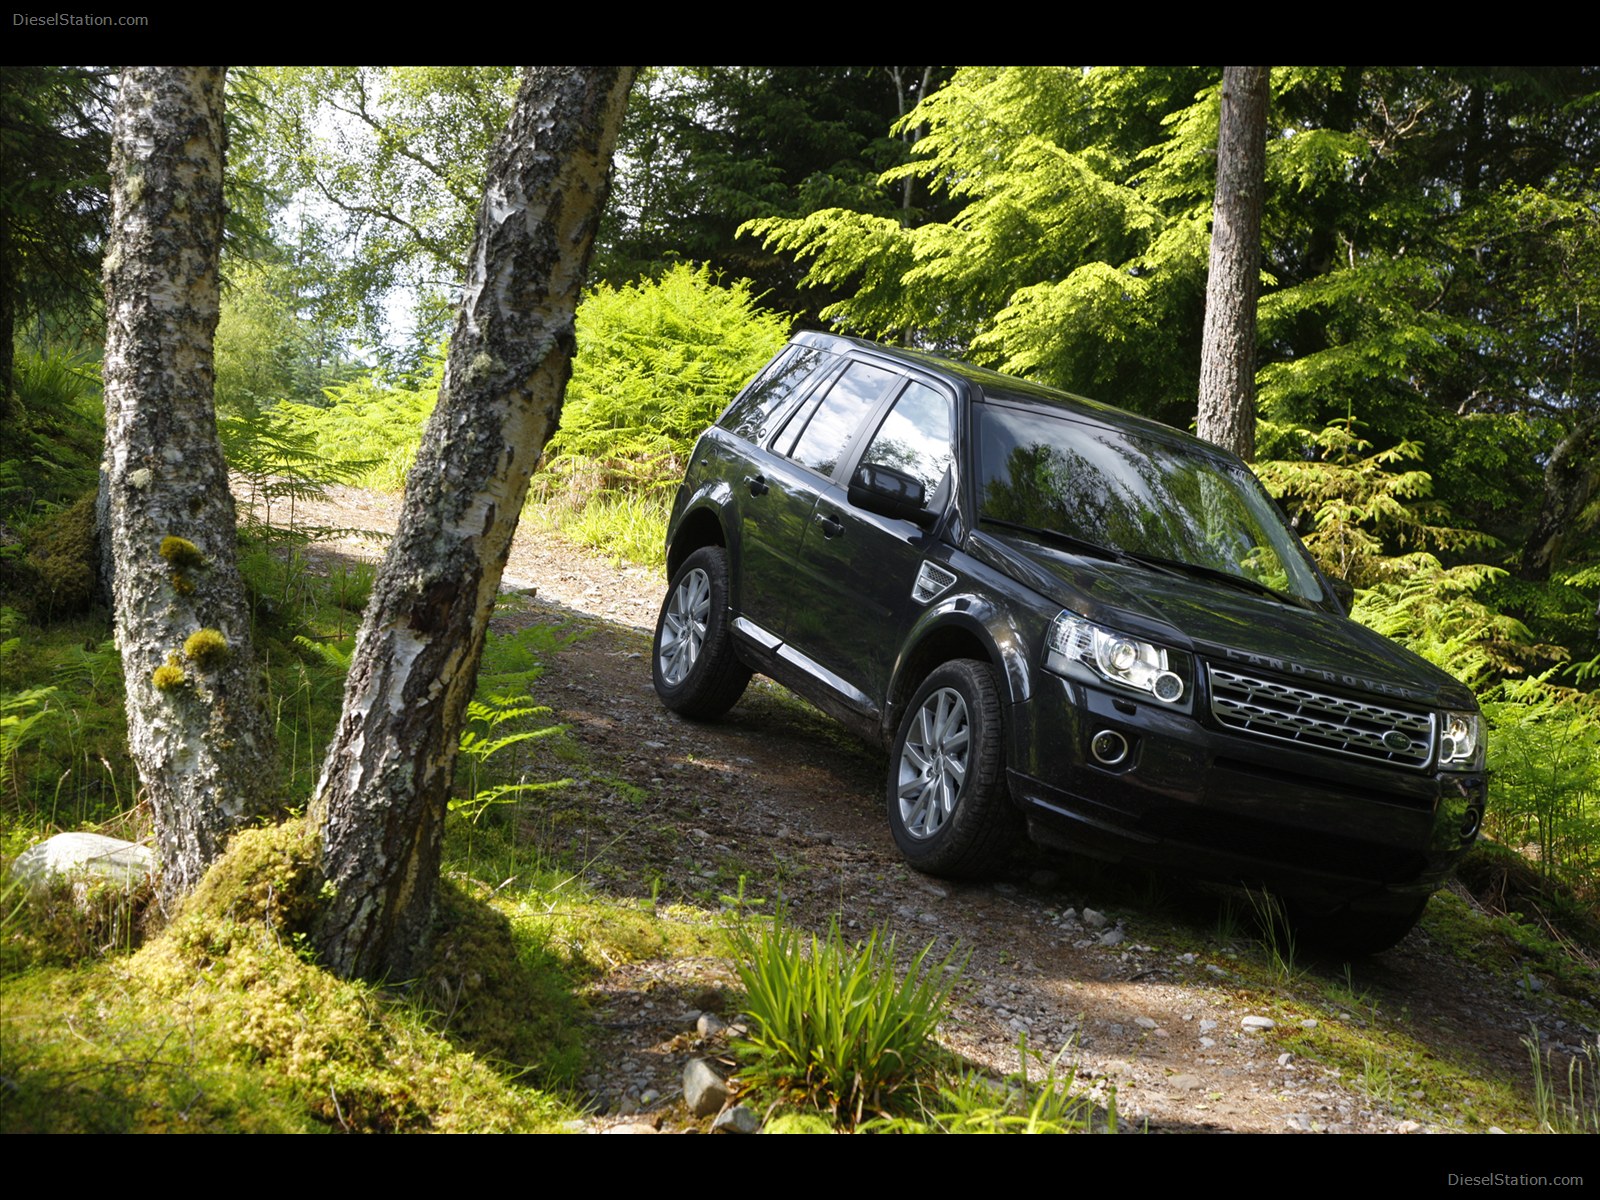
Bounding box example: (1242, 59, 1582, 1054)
(1299, 1018, 1318, 1029)
(1169, 1074, 1203, 1091)
(1241, 1016, 1276, 1031)
(1134, 1017, 1158, 1030)
(1099, 928, 1125, 946)
(1277, 1053, 1294, 1066)
(712, 1105, 761, 1134)
(682, 1058, 729, 1117)
(1199, 1019, 1218, 1034)
(10, 832, 154, 888)
(1082, 907, 1109, 930)
(696, 1013, 727, 1039)
(603, 1122, 659, 1134)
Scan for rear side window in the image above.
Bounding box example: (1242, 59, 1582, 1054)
(717, 345, 836, 443)
(784, 361, 901, 478)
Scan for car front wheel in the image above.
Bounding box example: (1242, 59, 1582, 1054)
(887, 659, 1018, 878)
(652, 546, 751, 719)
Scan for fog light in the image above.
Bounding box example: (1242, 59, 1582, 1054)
(1090, 729, 1129, 766)
(1460, 805, 1482, 841)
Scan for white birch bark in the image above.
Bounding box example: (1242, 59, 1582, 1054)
(310, 67, 635, 981)
(101, 66, 275, 899)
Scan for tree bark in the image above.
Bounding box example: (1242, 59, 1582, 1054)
(1196, 66, 1270, 463)
(101, 67, 275, 899)
(310, 67, 636, 982)
(1518, 409, 1600, 582)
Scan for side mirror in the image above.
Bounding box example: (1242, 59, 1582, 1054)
(849, 462, 935, 529)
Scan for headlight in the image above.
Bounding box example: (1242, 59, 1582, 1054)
(1046, 610, 1185, 704)
(1438, 710, 1483, 770)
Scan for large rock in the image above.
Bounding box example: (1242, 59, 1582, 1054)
(682, 1057, 729, 1117)
(10, 832, 155, 888)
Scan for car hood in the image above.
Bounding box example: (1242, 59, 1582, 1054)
(966, 530, 1476, 709)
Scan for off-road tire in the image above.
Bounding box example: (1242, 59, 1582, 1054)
(887, 659, 1019, 878)
(652, 546, 751, 719)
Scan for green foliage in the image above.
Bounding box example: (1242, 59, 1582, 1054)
(2, 821, 578, 1133)
(915, 1043, 1113, 1139)
(1523, 1028, 1600, 1135)
(1, 348, 102, 518)
(730, 912, 963, 1125)
(17, 493, 98, 622)
(244, 66, 519, 358)
(1481, 677, 1600, 898)
(544, 264, 790, 488)
(1256, 418, 1491, 587)
(1, 66, 113, 385)
(266, 360, 442, 492)
(213, 260, 354, 415)
(598, 67, 949, 323)
(1, 686, 59, 799)
(453, 694, 569, 826)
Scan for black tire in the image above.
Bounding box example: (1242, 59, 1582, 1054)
(1291, 896, 1429, 958)
(652, 546, 751, 719)
(887, 659, 1019, 878)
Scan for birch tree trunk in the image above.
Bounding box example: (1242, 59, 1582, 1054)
(101, 66, 275, 899)
(1196, 66, 1270, 463)
(310, 67, 636, 982)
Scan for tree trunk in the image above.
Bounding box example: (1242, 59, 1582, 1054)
(1518, 410, 1600, 582)
(101, 67, 275, 900)
(1196, 66, 1270, 463)
(310, 67, 636, 982)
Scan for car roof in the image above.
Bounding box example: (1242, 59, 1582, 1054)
(790, 330, 1221, 457)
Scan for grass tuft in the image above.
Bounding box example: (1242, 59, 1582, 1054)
(730, 911, 964, 1126)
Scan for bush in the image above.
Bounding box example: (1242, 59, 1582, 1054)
(543, 263, 789, 495)
(730, 913, 962, 1126)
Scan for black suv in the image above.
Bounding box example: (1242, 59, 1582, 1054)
(652, 332, 1487, 953)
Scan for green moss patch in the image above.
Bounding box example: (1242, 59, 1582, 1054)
(2, 821, 583, 1133)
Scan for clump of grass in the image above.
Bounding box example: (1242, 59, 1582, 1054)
(1246, 889, 1301, 984)
(730, 912, 964, 1126)
(927, 1040, 1111, 1134)
(1524, 1026, 1599, 1134)
(526, 487, 670, 569)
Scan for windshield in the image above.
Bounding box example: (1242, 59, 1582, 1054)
(976, 404, 1324, 603)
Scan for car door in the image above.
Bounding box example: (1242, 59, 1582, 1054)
(735, 358, 902, 648)
(786, 374, 958, 711)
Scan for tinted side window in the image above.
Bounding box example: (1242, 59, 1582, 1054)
(860, 380, 953, 495)
(785, 361, 901, 478)
(717, 345, 836, 442)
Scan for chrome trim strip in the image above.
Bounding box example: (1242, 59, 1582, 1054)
(731, 616, 782, 650)
(776, 643, 875, 708)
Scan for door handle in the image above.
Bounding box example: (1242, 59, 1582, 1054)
(744, 474, 769, 497)
(815, 511, 844, 539)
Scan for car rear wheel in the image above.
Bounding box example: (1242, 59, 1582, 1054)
(887, 659, 1018, 878)
(652, 546, 751, 719)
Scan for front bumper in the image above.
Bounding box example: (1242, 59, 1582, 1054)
(1007, 673, 1487, 907)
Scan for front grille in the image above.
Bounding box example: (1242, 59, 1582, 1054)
(1207, 666, 1434, 769)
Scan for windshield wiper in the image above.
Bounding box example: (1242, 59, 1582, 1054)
(978, 516, 1137, 566)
